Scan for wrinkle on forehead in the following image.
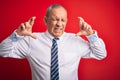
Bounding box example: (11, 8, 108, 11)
(49, 7, 67, 19)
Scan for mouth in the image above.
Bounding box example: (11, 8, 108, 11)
(54, 27, 63, 33)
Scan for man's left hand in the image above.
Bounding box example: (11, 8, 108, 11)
(76, 17, 95, 36)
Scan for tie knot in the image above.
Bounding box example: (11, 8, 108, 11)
(53, 38, 59, 41)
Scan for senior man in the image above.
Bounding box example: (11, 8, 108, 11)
(0, 4, 107, 80)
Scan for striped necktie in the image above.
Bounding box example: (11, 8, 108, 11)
(51, 38, 59, 80)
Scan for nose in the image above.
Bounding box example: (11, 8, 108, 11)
(56, 21, 62, 27)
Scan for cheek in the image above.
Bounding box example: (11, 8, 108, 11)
(47, 24, 55, 32)
(63, 23, 67, 28)
(47, 22, 54, 28)
(49, 21, 56, 27)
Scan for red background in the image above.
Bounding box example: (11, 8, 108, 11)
(0, 0, 120, 80)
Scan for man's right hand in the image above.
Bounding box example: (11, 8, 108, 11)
(16, 16, 36, 39)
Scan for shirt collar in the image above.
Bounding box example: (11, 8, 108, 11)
(45, 30, 66, 41)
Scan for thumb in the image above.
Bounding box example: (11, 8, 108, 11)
(27, 33, 36, 39)
(76, 31, 83, 36)
(28, 16, 36, 26)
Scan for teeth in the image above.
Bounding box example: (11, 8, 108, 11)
(54, 27, 62, 32)
(55, 28, 62, 30)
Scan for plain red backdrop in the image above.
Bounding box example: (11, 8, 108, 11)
(0, 0, 120, 80)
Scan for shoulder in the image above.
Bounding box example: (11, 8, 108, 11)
(23, 32, 46, 40)
(64, 32, 87, 42)
(63, 32, 82, 40)
(32, 32, 46, 37)
(33, 32, 44, 35)
(64, 32, 75, 37)
(64, 32, 80, 38)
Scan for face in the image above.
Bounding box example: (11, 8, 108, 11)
(44, 7, 68, 37)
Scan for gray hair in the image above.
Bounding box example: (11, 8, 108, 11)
(46, 4, 66, 17)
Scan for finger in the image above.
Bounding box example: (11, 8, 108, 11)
(87, 25, 92, 30)
(78, 17, 85, 30)
(82, 22, 87, 30)
(24, 22, 30, 27)
(78, 17, 84, 26)
(28, 16, 36, 26)
(24, 22, 27, 26)
(27, 33, 36, 39)
(86, 24, 92, 32)
(88, 27, 94, 34)
(20, 23, 25, 31)
(85, 22, 91, 31)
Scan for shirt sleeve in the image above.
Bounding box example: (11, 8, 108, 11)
(0, 31, 30, 59)
(80, 31, 107, 60)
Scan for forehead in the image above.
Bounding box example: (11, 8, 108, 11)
(49, 7, 67, 18)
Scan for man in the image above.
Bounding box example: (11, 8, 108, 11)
(0, 4, 107, 80)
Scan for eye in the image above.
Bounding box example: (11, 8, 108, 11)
(62, 19, 66, 22)
(51, 18, 56, 21)
(48, 18, 56, 21)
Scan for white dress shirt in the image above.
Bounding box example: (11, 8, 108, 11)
(0, 31, 107, 80)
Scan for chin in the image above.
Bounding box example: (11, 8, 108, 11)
(54, 35, 61, 38)
(53, 33, 62, 38)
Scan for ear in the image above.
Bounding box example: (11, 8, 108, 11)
(44, 16, 48, 25)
